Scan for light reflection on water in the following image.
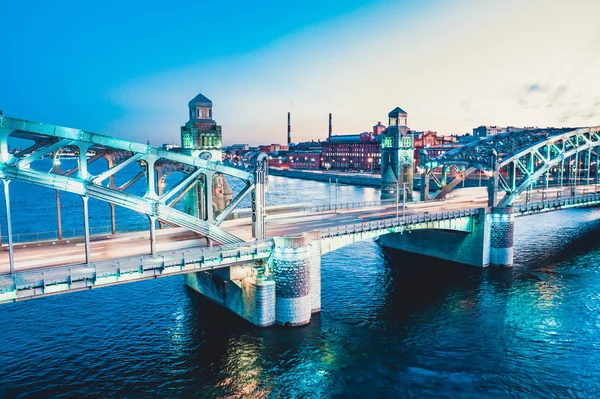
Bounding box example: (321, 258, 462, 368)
(1, 174, 600, 397)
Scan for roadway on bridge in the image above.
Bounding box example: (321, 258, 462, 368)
(0, 186, 593, 274)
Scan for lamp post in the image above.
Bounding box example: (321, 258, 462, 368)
(402, 181, 406, 222)
(396, 156, 410, 222)
(395, 178, 399, 222)
(335, 178, 339, 212)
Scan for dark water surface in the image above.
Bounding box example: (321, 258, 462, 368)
(1, 172, 600, 398)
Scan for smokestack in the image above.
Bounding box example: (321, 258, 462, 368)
(328, 113, 332, 139)
(287, 112, 291, 145)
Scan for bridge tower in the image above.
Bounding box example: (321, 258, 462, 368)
(180, 93, 232, 222)
(381, 107, 414, 201)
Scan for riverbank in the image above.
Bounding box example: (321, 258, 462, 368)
(269, 168, 382, 187)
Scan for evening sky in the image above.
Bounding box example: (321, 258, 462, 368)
(1, 0, 599, 145)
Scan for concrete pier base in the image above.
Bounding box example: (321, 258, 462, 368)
(489, 207, 515, 267)
(185, 232, 322, 328)
(272, 234, 315, 326)
(377, 208, 489, 267)
(184, 264, 276, 327)
(378, 207, 515, 268)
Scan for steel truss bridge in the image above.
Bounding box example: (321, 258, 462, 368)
(0, 115, 269, 271)
(420, 126, 600, 206)
(1, 116, 600, 309)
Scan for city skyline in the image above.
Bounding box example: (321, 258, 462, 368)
(2, 0, 600, 146)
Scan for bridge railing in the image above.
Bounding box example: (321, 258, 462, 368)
(0, 239, 275, 296)
(0, 222, 152, 245)
(1, 199, 403, 245)
(319, 208, 480, 238)
(515, 192, 600, 215)
(303, 199, 397, 213)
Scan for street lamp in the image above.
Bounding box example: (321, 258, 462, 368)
(396, 178, 399, 222)
(368, 157, 373, 172)
(402, 181, 406, 222)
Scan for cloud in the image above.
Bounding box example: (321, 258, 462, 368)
(527, 83, 548, 93)
(513, 83, 550, 109)
(547, 85, 569, 108)
(106, 0, 600, 144)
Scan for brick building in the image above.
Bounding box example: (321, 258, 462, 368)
(321, 122, 385, 171)
(413, 131, 459, 167)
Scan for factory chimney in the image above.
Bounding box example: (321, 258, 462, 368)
(287, 112, 291, 145)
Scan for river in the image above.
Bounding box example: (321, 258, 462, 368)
(1, 170, 600, 398)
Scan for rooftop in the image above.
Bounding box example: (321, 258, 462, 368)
(188, 93, 212, 107)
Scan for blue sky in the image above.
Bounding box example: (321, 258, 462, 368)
(2, 0, 600, 145)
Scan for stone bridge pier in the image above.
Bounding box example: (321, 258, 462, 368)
(184, 232, 322, 328)
(489, 207, 515, 267)
(185, 206, 517, 328)
(378, 207, 515, 268)
(271, 232, 321, 326)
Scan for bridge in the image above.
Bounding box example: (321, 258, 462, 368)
(1, 115, 599, 327)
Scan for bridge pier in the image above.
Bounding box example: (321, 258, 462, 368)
(271, 233, 321, 326)
(377, 207, 514, 268)
(184, 232, 322, 328)
(184, 265, 277, 327)
(489, 207, 514, 267)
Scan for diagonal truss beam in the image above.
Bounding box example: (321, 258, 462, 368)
(92, 153, 144, 185)
(16, 139, 73, 167)
(433, 167, 478, 200)
(118, 171, 145, 191)
(0, 116, 252, 181)
(167, 180, 198, 208)
(214, 183, 255, 225)
(0, 164, 244, 245)
(159, 168, 204, 204)
(12, 140, 50, 158)
(62, 151, 106, 177)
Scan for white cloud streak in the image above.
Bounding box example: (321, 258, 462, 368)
(107, 0, 600, 145)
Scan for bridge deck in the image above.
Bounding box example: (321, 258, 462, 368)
(1, 187, 600, 303)
(0, 190, 491, 274)
(2, 186, 600, 275)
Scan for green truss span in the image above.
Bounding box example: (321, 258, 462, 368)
(0, 115, 259, 245)
(420, 126, 600, 206)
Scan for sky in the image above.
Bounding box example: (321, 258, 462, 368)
(2, 0, 600, 146)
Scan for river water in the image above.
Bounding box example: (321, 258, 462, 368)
(1, 170, 600, 398)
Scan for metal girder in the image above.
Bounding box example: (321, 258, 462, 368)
(423, 126, 600, 205)
(0, 116, 252, 181)
(118, 171, 145, 191)
(432, 167, 478, 200)
(497, 172, 510, 192)
(92, 153, 143, 184)
(0, 163, 244, 244)
(497, 139, 600, 206)
(214, 182, 255, 226)
(16, 139, 73, 167)
(515, 158, 530, 176)
(159, 168, 205, 204)
(0, 116, 267, 243)
(0, 115, 278, 248)
(428, 170, 443, 188)
(12, 141, 49, 159)
(167, 180, 197, 208)
(534, 148, 548, 164)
